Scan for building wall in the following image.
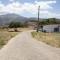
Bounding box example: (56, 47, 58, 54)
(43, 25, 60, 32)
(59, 26, 60, 32)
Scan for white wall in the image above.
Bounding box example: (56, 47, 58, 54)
(59, 26, 60, 32)
(43, 25, 60, 32)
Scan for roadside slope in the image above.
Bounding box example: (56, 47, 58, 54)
(0, 31, 60, 60)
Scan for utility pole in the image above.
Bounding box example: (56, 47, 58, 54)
(37, 6, 40, 32)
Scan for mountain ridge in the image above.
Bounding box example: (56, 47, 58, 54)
(0, 13, 28, 26)
(0, 13, 60, 26)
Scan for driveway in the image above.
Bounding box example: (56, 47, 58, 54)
(0, 31, 60, 60)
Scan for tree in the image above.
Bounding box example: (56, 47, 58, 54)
(9, 22, 21, 32)
(47, 18, 57, 24)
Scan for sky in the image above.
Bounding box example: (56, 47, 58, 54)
(0, 0, 60, 18)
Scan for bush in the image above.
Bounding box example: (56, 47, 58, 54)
(9, 22, 21, 28)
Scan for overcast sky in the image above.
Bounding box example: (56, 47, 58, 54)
(0, 0, 60, 18)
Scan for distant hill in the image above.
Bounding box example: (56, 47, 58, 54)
(0, 13, 60, 26)
(29, 18, 60, 22)
(0, 13, 29, 26)
(28, 18, 50, 22)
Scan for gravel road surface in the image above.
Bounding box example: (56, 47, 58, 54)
(0, 31, 60, 60)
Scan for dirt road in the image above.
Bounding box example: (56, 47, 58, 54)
(0, 31, 60, 60)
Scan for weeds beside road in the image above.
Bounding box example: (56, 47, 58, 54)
(0, 29, 19, 49)
(0, 28, 31, 49)
(31, 31, 60, 47)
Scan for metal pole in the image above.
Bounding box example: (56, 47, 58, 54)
(37, 6, 40, 32)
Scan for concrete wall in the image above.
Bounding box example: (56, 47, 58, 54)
(59, 26, 60, 32)
(43, 25, 60, 32)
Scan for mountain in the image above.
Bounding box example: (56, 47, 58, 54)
(0, 13, 60, 26)
(0, 13, 28, 26)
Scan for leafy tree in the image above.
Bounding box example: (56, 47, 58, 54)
(39, 18, 58, 25)
(9, 22, 21, 28)
(9, 22, 22, 32)
(47, 18, 57, 24)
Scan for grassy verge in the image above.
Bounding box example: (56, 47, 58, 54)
(0, 29, 19, 49)
(31, 32, 60, 47)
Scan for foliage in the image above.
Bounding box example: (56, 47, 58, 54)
(9, 22, 21, 28)
(8, 21, 29, 28)
(39, 18, 60, 25)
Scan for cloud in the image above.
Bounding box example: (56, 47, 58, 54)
(47, 12, 60, 18)
(0, 0, 58, 18)
(9, 0, 15, 2)
(34, 1, 56, 9)
(39, 12, 60, 18)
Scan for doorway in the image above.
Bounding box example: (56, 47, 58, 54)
(54, 27, 59, 32)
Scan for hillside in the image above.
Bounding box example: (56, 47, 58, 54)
(0, 14, 60, 26)
(0, 14, 28, 26)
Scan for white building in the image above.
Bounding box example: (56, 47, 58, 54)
(42, 24, 60, 32)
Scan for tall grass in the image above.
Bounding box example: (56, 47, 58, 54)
(0, 30, 18, 49)
(31, 32, 60, 47)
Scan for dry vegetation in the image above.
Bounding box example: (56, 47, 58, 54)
(31, 31, 60, 47)
(0, 28, 31, 49)
(0, 28, 19, 48)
